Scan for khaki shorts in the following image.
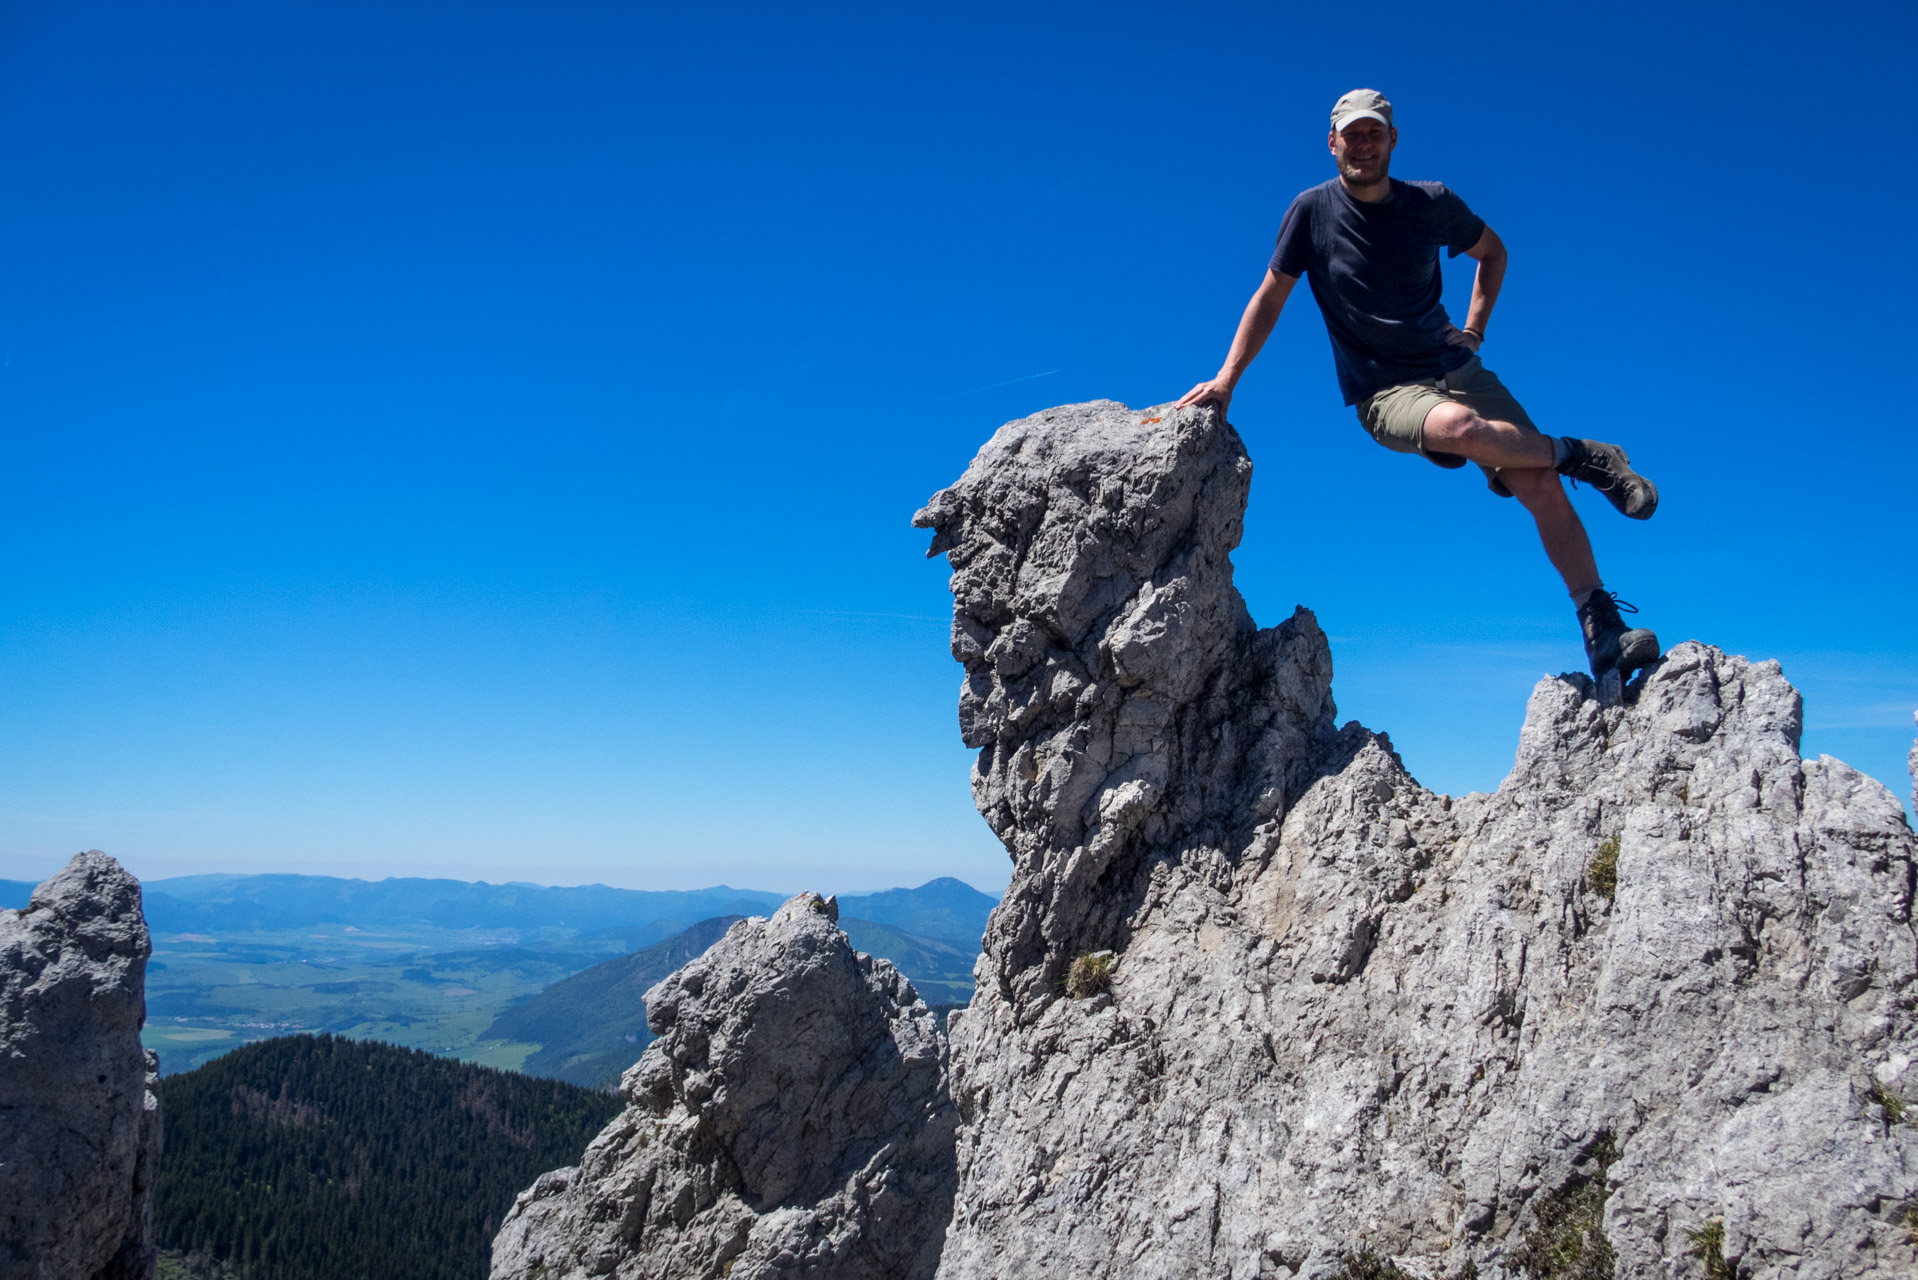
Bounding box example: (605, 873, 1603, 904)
(1354, 355, 1542, 497)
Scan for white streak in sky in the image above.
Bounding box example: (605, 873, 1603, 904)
(947, 367, 1063, 398)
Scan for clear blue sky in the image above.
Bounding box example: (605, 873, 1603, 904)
(3, 0, 1912, 892)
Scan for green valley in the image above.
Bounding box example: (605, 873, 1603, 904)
(129, 874, 998, 1077)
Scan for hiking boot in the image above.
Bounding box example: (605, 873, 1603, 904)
(1576, 590, 1660, 680)
(1557, 438, 1659, 520)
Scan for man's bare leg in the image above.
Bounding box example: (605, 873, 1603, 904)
(1421, 402, 1658, 683)
(1421, 402, 1556, 472)
(1423, 401, 1658, 521)
(1499, 467, 1599, 595)
(1421, 402, 1595, 589)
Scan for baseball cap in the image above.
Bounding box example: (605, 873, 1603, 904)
(1331, 88, 1393, 132)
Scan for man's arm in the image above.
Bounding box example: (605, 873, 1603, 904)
(1176, 268, 1299, 417)
(1453, 225, 1507, 351)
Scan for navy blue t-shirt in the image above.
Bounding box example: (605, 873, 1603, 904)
(1270, 178, 1487, 404)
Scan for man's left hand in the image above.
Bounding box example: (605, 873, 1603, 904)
(1444, 324, 1482, 353)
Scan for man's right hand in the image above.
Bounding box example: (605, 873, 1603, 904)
(1176, 377, 1234, 417)
(1177, 270, 1295, 422)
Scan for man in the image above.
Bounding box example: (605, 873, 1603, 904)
(1178, 89, 1659, 687)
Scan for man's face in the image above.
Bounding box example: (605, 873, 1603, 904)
(1329, 118, 1395, 187)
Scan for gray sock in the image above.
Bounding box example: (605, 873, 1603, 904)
(1570, 582, 1604, 607)
(1551, 437, 1572, 467)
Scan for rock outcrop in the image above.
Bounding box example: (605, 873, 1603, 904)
(491, 892, 958, 1280)
(913, 401, 1918, 1280)
(1, 851, 162, 1280)
(496, 398, 1916, 1280)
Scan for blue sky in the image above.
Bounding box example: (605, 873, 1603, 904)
(2, 0, 1912, 892)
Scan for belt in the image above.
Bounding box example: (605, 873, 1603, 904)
(1424, 355, 1481, 393)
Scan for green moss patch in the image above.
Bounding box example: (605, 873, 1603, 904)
(1587, 837, 1620, 901)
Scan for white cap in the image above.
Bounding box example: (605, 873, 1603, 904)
(1331, 88, 1393, 132)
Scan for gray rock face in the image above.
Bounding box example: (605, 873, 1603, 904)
(1, 851, 162, 1280)
(914, 401, 1918, 1280)
(491, 892, 958, 1280)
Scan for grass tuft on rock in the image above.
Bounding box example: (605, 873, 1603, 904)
(1868, 1081, 1908, 1125)
(1685, 1219, 1730, 1280)
(157, 1252, 243, 1280)
(1587, 837, 1620, 901)
(1510, 1135, 1618, 1280)
(1338, 1252, 1412, 1280)
(1065, 951, 1113, 999)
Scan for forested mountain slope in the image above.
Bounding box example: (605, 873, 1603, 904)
(482, 916, 743, 1087)
(838, 917, 977, 1005)
(835, 876, 997, 948)
(156, 1035, 619, 1280)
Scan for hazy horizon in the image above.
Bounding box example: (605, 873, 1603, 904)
(0, 857, 1007, 898)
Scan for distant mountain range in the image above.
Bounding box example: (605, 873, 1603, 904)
(142, 875, 788, 937)
(3, 871, 997, 949)
(2, 871, 999, 1076)
(831, 877, 1002, 950)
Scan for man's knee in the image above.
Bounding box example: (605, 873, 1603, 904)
(1420, 401, 1479, 450)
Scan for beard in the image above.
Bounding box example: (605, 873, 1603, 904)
(1340, 156, 1389, 188)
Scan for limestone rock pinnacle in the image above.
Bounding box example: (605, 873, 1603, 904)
(491, 892, 958, 1280)
(916, 400, 1918, 1280)
(0, 850, 162, 1280)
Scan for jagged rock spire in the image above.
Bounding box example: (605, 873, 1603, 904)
(919, 401, 1918, 1280)
(912, 400, 1340, 1011)
(491, 893, 957, 1280)
(1, 851, 162, 1280)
